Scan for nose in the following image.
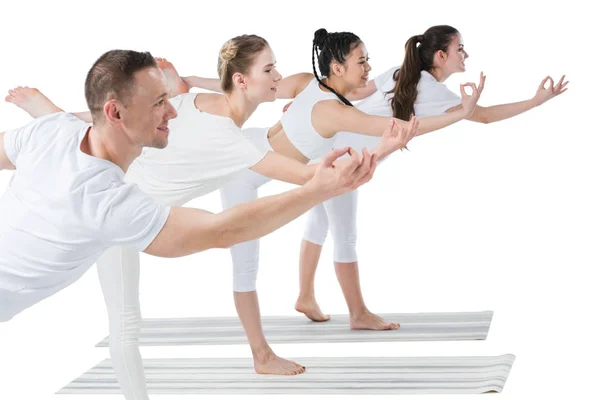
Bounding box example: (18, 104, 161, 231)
(274, 68, 282, 82)
(366, 62, 372, 72)
(464, 51, 469, 60)
(165, 99, 178, 120)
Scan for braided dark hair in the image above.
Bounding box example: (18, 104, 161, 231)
(312, 28, 362, 107)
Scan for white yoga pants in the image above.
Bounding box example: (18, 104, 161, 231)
(221, 128, 361, 297)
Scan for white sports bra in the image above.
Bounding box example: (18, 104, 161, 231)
(280, 78, 342, 160)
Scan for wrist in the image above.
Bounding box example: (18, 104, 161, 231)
(302, 165, 315, 185)
(181, 76, 194, 90)
(461, 105, 474, 119)
(374, 142, 391, 159)
(300, 180, 331, 205)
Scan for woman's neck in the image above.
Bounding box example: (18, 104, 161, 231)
(429, 67, 452, 83)
(222, 90, 260, 128)
(321, 76, 352, 97)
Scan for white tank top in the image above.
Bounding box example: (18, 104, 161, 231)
(280, 78, 341, 160)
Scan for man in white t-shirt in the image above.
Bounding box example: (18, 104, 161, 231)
(0, 49, 390, 323)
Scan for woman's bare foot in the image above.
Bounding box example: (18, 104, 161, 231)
(155, 57, 189, 96)
(295, 297, 330, 322)
(5, 86, 62, 118)
(350, 310, 400, 330)
(253, 348, 305, 375)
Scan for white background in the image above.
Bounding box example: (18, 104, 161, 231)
(0, 0, 597, 399)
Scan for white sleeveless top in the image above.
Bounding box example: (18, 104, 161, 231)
(280, 78, 341, 160)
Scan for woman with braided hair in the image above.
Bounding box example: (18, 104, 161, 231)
(182, 28, 483, 332)
(297, 25, 568, 323)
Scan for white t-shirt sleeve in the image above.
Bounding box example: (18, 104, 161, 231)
(373, 66, 399, 93)
(100, 181, 171, 251)
(239, 129, 271, 168)
(240, 139, 268, 168)
(3, 113, 84, 166)
(415, 80, 462, 118)
(3, 119, 41, 166)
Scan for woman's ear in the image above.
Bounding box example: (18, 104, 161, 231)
(232, 72, 247, 90)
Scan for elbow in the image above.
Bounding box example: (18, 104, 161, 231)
(472, 108, 491, 124)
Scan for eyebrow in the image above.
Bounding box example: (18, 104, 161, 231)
(264, 63, 276, 68)
(153, 93, 168, 102)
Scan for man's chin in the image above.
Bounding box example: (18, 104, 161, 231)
(151, 138, 169, 149)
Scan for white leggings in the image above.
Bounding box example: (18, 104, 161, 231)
(220, 130, 361, 296)
(302, 189, 359, 262)
(301, 131, 384, 262)
(220, 127, 274, 292)
(97, 247, 147, 400)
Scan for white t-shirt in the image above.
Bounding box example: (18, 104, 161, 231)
(126, 93, 268, 206)
(333, 67, 462, 153)
(0, 113, 170, 321)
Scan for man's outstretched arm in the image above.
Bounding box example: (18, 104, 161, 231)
(0, 132, 16, 170)
(145, 146, 377, 257)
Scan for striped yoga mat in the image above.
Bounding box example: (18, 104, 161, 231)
(59, 354, 515, 395)
(97, 311, 494, 347)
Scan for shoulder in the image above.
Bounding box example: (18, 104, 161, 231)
(31, 112, 88, 133)
(374, 66, 400, 90)
(312, 98, 350, 117)
(291, 73, 317, 95)
(193, 92, 225, 111)
(11, 112, 88, 148)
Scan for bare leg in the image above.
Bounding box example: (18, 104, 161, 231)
(235, 291, 305, 375)
(5, 86, 63, 118)
(155, 57, 190, 97)
(325, 191, 399, 330)
(335, 261, 400, 330)
(221, 169, 305, 376)
(295, 240, 330, 322)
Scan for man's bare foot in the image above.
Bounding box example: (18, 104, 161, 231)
(155, 57, 189, 96)
(5, 86, 62, 118)
(350, 310, 400, 330)
(295, 297, 330, 322)
(254, 349, 305, 375)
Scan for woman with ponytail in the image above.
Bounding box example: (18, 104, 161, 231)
(186, 28, 482, 331)
(298, 25, 568, 323)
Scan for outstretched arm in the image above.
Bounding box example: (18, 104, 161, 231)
(181, 76, 223, 93)
(315, 73, 484, 140)
(0, 132, 15, 170)
(416, 72, 486, 133)
(182, 72, 314, 100)
(250, 151, 313, 185)
(275, 73, 314, 99)
(144, 146, 377, 257)
(448, 75, 568, 124)
(346, 80, 378, 101)
(5, 86, 92, 122)
(251, 117, 413, 184)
